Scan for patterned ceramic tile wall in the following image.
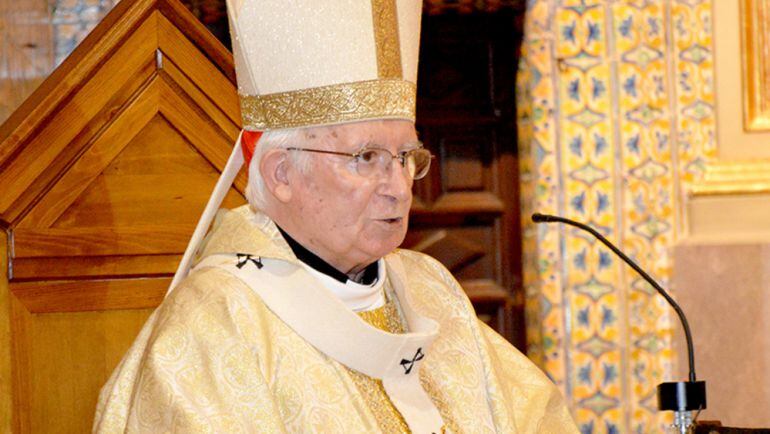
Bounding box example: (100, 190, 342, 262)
(517, 1, 715, 433)
(51, 0, 118, 65)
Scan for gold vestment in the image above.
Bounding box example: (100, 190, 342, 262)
(94, 206, 578, 433)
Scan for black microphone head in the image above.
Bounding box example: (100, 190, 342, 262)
(531, 213, 552, 223)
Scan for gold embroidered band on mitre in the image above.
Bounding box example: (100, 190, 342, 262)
(372, 0, 402, 79)
(239, 79, 416, 130)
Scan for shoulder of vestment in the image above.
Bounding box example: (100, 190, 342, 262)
(386, 248, 478, 320)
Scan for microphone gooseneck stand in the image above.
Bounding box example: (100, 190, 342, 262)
(531, 213, 706, 434)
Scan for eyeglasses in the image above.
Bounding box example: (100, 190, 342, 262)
(285, 143, 434, 180)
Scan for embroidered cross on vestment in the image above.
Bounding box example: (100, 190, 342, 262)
(400, 347, 424, 374)
(236, 253, 263, 269)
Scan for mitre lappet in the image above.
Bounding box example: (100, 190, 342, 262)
(170, 0, 423, 289)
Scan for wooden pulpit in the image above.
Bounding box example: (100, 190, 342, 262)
(0, 0, 245, 431)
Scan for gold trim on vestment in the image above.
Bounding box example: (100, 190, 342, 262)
(239, 79, 416, 130)
(353, 292, 452, 434)
(352, 292, 411, 434)
(372, 0, 403, 79)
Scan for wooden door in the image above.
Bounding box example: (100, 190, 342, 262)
(407, 9, 526, 347)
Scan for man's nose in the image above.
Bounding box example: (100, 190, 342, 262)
(378, 158, 412, 202)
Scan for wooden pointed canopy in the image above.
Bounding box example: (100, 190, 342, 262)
(0, 0, 246, 304)
(0, 0, 244, 431)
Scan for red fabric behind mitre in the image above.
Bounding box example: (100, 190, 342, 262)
(241, 130, 263, 167)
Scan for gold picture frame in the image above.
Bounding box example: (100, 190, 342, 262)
(741, 0, 770, 130)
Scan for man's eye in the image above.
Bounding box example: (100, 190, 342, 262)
(358, 150, 379, 163)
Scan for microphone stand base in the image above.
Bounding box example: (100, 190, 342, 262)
(672, 410, 693, 434)
(658, 381, 706, 434)
(657, 381, 707, 412)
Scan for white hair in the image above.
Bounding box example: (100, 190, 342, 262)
(244, 128, 311, 211)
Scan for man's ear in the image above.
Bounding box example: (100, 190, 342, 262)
(260, 149, 293, 203)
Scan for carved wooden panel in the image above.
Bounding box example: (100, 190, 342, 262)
(0, 1, 242, 431)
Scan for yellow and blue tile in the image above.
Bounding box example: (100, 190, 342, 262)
(518, 0, 715, 432)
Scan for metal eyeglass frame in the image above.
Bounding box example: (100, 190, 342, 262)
(284, 144, 434, 180)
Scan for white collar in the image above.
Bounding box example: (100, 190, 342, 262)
(299, 260, 386, 312)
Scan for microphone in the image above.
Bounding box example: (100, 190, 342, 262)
(531, 213, 706, 434)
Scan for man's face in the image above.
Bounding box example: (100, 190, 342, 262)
(282, 119, 418, 275)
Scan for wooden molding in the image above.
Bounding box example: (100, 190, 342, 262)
(0, 0, 233, 156)
(12, 254, 180, 281)
(0, 1, 238, 227)
(0, 233, 11, 433)
(9, 294, 31, 432)
(16, 75, 160, 229)
(12, 226, 195, 258)
(10, 278, 166, 313)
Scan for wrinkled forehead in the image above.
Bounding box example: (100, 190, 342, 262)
(299, 120, 418, 151)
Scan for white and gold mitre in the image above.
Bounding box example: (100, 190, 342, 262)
(171, 0, 422, 290)
(227, 0, 422, 130)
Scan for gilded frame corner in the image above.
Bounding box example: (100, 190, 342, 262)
(741, 0, 770, 131)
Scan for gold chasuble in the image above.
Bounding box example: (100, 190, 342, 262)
(94, 207, 578, 433)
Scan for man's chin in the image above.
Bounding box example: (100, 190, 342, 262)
(364, 232, 408, 257)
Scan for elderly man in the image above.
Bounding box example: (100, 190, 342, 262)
(94, 1, 578, 432)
